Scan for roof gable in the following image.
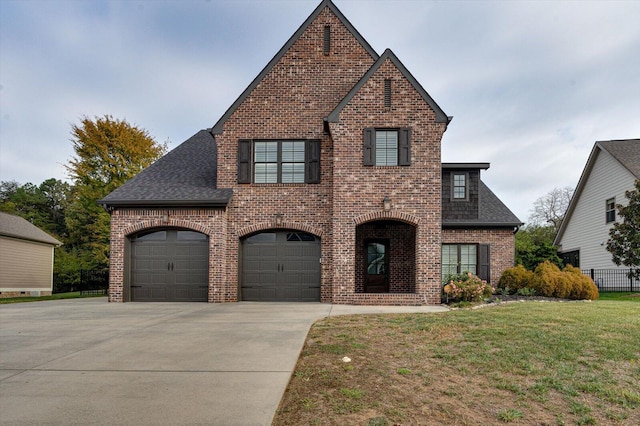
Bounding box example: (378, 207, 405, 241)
(327, 48, 450, 124)
(0, 212, 62, 246)
(98, 130, 232, 208)
(211, 0, 378, 135)
(554, 139, 639, 244)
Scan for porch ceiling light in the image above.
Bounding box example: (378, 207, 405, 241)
(383, 196, 392, 212)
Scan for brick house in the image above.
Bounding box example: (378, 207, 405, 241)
(99, 0, 521, 304)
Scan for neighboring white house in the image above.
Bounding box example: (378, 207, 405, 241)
(554, 139, 639, 290)
(0, 212, 62, 297)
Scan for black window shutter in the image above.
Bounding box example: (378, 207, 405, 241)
(305, 140, 321, 184)
(399, 127, 411, 166)
(237, 139, 252, 184)
(363, 128, 375, 166)
(478, 244, 491, 282)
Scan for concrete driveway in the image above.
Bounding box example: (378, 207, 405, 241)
(0, 298, 447, 425)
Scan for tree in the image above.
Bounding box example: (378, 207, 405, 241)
(606, 180, 640, 280)
(0, 179, 71, 239)
(528, 186, 574, 232)
(515, 224, 563, 270)
(64, 115, 167, 269)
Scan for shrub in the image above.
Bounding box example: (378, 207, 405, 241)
(563, 265, 599, 300)
(443, 272, 493, 302)
(498, 265, 534, 293)
(532, 261, 562, 297)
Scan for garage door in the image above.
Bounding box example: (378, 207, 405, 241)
(130, 230, 208, 302)
(241, 231, 320, 301)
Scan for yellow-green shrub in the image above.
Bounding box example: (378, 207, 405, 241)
(563, 265, 599, 300)
(532, 261, 562, 297)
(498, 264, 534, 293)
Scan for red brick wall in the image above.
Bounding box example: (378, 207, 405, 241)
(442, 228, 516, 285)
(214, 6, 378, 303)
(329, 57, 446, 305)
(108, 208, 228, 302)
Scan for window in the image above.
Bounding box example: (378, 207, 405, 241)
(452, 173, 467, 200)
(363, 128, 411, 166)
(442, 244, 477, 278)
(237, 139, 320, 184)
(441, 244, 491, 282)
(375, 130, 398, 166)
(606, 198, 616, 223)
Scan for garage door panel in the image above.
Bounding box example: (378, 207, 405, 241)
(241, 231, 320, 302)
(130, 229, 208, 302)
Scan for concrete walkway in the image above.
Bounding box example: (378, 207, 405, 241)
(0, 298, 448, 426)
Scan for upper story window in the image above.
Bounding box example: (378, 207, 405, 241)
(363, 128, 411, 166)
(452, 173, 468, 200)
(237, 139, 320, 184)
(606, 198, 616, 223)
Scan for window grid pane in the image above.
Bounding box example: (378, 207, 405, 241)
(375, 131, 398, 166)
(453, 174, 466, 199)
(253, 141, 305, 183)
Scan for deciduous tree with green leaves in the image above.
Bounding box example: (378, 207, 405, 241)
(606, 180, 640, 280)
(65, 115, 167, 269)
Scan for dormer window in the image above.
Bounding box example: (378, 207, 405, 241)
(452, 172, 468, 200)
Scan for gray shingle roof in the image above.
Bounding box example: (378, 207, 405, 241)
(598, 139, 640, 178)
(98, 130, 232, 208)
(442, 181, 523, 228)
(0, 212, 62, 246)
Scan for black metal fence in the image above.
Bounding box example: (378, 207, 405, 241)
(582, 268, 639, 292)
(53, 269, 109, 295)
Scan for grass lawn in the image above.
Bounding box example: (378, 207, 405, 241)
(0, 291, 107, 304)
(274, 298, 640, 425)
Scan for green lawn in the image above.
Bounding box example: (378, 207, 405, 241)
(275, 298, 640, 425)
(0, 291, 107, 304)
(598, 292, 640, 302)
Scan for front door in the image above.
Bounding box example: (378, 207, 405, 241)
(365, 240, 389, 293)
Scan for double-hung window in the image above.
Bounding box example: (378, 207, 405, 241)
(237, 139, 320, 184)
(442, 243, 491, 282)
(452, 173, 468, 200)
(363, 128, 411, 166)
(605, 198, 616, 223)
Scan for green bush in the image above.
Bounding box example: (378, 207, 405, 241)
(497, 264, 534, 293)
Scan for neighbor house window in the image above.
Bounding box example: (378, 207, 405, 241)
(452, 173, 467, 200)
(442, 244, 477, 279)
(237, 139, 320, 184)
(605, 198, 615, 223)
(363, 128, 411, 166)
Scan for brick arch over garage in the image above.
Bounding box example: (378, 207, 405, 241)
(353, 211, 420, 227)
(236, 221, 324, 239)
(122, 220, 213, 238)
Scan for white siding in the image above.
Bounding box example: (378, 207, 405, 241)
(558, 149, 636, 269)
(0, 236, 54, 291)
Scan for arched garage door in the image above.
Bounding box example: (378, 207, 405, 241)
(241, 231, 320, 302)
(130, 229, 209, 302)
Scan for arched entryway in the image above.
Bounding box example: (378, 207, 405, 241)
(240, 230, 321, 301)
(355, 220, 416, 294)
(129, 229, 209, 302)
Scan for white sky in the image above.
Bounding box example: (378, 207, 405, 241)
(1, 0, 639, 223)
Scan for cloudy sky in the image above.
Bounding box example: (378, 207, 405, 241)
(1, 0, 639, 222)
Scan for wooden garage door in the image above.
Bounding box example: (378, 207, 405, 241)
(241, 231, 320, 302)
(131, 230, 208, 302)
